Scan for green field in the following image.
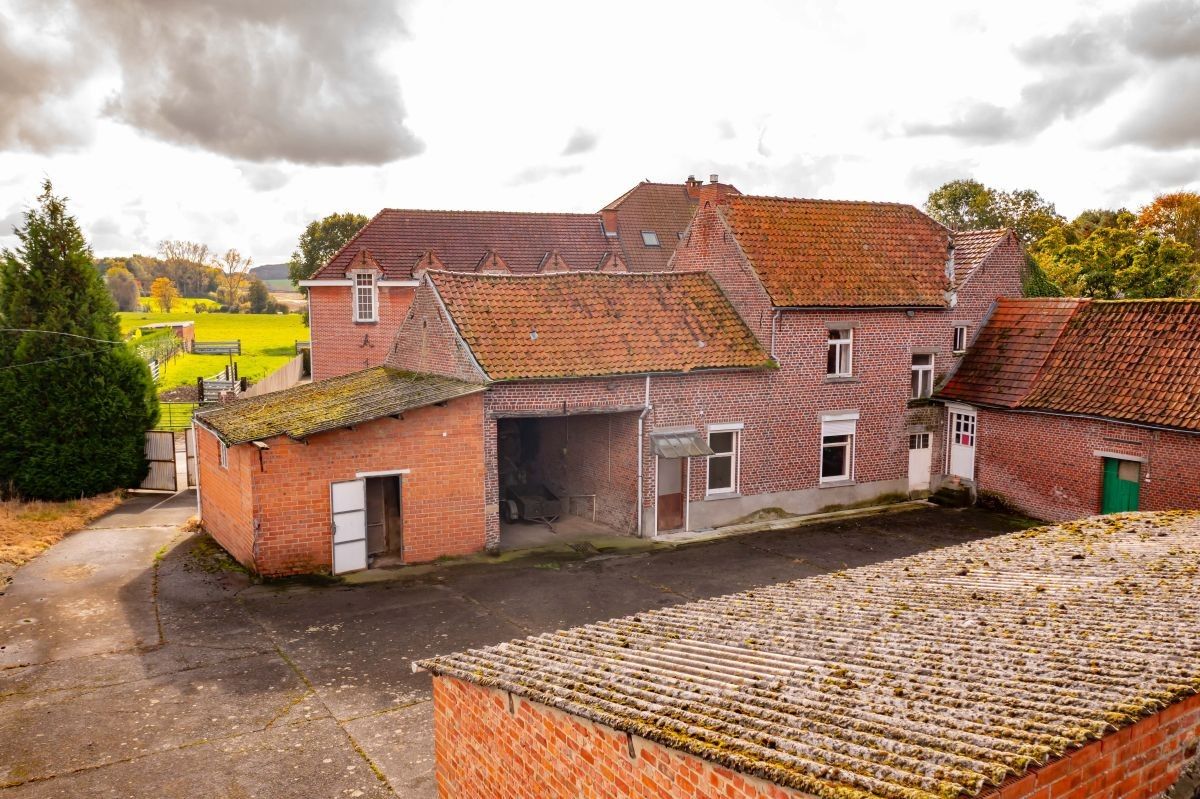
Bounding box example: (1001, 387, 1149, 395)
(120, 311, 308, 394)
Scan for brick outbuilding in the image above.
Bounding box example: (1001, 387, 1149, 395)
(936, 298, 1200, 520)
(418, 511, 1200, 799)
(194, 368, 487, 576)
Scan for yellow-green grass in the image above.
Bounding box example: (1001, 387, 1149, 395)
(119, 311, 308, 393)
(1, 492, 125, 568)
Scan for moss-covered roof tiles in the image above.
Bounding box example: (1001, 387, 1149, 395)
(419, 512, 1200, 799)
(197, 367, 485, 444)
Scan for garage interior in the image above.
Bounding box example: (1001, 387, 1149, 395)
(496, 413, 639, 550)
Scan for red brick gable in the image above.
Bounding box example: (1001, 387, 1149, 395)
(720, 196, 952, 307)
(311, 209, 617, 280)
(425, 271, 771, 381)
(952, 229, 1013, 283)
(600, 180, 740, 273)
(939, 298, 1085, 408)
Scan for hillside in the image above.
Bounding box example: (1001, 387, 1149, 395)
(250, 262, 289, 280)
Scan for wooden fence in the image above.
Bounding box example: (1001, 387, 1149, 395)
(193, 340, 241, 355)
(197, 363, 243, 404)
(241, 354, 306, 399)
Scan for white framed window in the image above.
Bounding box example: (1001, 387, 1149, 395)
(706, 423, 742, 495)
(820, 413, 857, 483)
(911, 354, 934, 399)
(219, 439, 228, 469)
(353, 272, 377, 322)
(953, 411, 976, 447)
(827, 329, 853, 377)
(909, 432, 930, 450)
(641, 230, 660, 247)
(953, 325, 968, 353)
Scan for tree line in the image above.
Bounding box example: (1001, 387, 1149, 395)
(924, 180, 1200, 299)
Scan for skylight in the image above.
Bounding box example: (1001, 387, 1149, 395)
(641, 230, 660, 247)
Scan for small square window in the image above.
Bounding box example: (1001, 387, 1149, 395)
(911, 354, 934, 399)
(827, 329, 853, 377)
(641, 230, 660, 247)
(820, 434, 853, 481)
(953, 325, 968, 353)
(706, 428, 739, 494)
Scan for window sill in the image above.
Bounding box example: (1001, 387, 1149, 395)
(353, 320, 379, 325)
(703, 491, 742, 501)
(818, 479, 856, 489)
(952, 350, 966, 356)
(824, 376, 859, 384)
(907, 398, 936, 408)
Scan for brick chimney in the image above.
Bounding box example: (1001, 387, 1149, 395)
(684, 174, 703, 199)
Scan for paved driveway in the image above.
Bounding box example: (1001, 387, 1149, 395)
(0, 495, 1030, 797)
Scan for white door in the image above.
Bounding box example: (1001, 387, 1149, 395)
(330, 479, 368, 574)
(907, 433, 931, 491)
(949, 410, 977, 480)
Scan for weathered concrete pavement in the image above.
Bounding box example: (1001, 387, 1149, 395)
(0, 494, 1032, 797)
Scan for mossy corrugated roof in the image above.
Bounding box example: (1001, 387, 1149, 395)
(197, 367, 485, 444)
(419, 511, 1200, 799)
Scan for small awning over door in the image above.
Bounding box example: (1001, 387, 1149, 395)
(651, 430, 713, 459)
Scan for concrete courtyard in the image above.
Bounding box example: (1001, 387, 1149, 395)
(0, 491, 1032, 798)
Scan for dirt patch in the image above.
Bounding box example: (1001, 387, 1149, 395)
(0, 492, 125, 569)
(158, 384, 198, 402)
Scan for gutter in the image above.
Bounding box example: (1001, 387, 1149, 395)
(637, 376, 651, 538)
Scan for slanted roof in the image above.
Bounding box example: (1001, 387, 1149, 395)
(720, 196, 952, 307)
(420, 511, 1200, 799)
(939, 298, 1200, 433)
(197, 367, 485, 444)
(952, 229, 1011, 282)
(426, 271, 771, 381)
(311, 209, 617, 280)
(938, 298, 1085, 408)
(600, 180, 740, 273)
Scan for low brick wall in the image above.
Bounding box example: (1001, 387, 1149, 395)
(431, 675, 1200, 799)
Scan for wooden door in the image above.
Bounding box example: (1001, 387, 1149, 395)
(656, 456, 685, 532)
(1101, 459, 1140, 513)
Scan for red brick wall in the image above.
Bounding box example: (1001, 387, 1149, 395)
(309, 283, 415, 381)
(982, 692, 1200, 799)
(384, 279, 488, 383)
(432, 676, 1200, 799)
(564, 412, 641, 533)
(431, 676, 807, 799)
(197, 394, 488, 577)
(974, 410, 1200, 521)
(952, 233, 1025, 367)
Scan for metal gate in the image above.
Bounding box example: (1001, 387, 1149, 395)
(185, 428, 197, 488)
(141, 430, 178, 491)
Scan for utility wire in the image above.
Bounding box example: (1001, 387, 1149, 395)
(0, 347, 119, 371)
(0, 328, 127, 371)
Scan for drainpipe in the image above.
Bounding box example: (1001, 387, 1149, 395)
(192, 420, 201, 518)
(770, 310, 780, 360)
(637, 375, 651, 538)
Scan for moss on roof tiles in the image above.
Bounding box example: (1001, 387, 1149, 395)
(419, 511, 1200, 799)
(197, 367, 485, 444)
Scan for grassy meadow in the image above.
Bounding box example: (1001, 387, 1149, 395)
(120, 310, 309, 393)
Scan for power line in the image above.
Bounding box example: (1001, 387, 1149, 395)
(0, 347, 118, 371)
(0, 328, 124, 345)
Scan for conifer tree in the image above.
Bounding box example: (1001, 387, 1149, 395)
(0, 181, 159, 499)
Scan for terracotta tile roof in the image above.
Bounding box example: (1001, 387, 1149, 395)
(939, 298, 1200, 432)
(600, 180, 740, 273)
(310, 209, 618, 280)
(937, 298, 1086, 408)
(720, 196, 952, 307)
(426, 271, 771, 381)
(952, 229, 1011, 282)
(196, 367, 485, 444)
(1021, 300, 1200, 431)
(420, 511, 1200, 799)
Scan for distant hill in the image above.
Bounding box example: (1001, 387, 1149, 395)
(250, 262, 289, 280)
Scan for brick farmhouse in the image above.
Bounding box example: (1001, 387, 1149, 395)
(418, 511, 1200, 799)
(936, 298, 1200, 521)
(194, 184, 1032, 577)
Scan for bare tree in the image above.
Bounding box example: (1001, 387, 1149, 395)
(215, 248, 253, 308)
(158, 240, 213, 266)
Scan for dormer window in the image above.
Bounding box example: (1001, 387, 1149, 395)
(353, 272, 377, 322)
(641, 231, 660, 247)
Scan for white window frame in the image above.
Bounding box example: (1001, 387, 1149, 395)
(705, 423, 743, 496)
(953, 325, 968, 353)
(641, 230, 661, 247)
(911, 353, 934, 399)
(352, 271, 378, 323)
(820, 412, 858, 484)
(827, 329, 853, 377)
(218, 439, 228, 469)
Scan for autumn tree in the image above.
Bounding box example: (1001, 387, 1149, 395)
(0, 181, 158, 499)
(288, 212, 370, 288)
(105, 266, 141, 311)
(1137, 192, 1200, 254)
(150, 276, 180, 312)
(157, 240, 219, 296)
(246, 278, 274, 313)
(215, 248, 253, 308)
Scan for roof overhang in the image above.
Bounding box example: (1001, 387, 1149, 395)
(651, 430, 714, 458)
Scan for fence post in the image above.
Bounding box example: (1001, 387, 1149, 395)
(196, 376, 203, 403)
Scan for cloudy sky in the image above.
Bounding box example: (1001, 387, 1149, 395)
(1, 0, 1197, 264)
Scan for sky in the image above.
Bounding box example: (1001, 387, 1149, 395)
(0, 0, 1197, 264)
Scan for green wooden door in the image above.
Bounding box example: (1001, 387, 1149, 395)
(1101, 458, 1140, 514)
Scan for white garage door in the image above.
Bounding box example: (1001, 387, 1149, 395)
(330, 479, 368, 574)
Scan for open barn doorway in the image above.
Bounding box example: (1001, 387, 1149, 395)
(496, 413, 638, 550)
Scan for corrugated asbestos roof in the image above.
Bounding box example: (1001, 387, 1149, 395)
(419, 512, 1200, 799)
(721, 196, 952, 308)
(197, 367, 485, 444)
(427, 270, 772, 381)
(939, 298, 1200, 432)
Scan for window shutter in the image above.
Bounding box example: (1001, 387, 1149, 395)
(822, 418, 857, 437)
